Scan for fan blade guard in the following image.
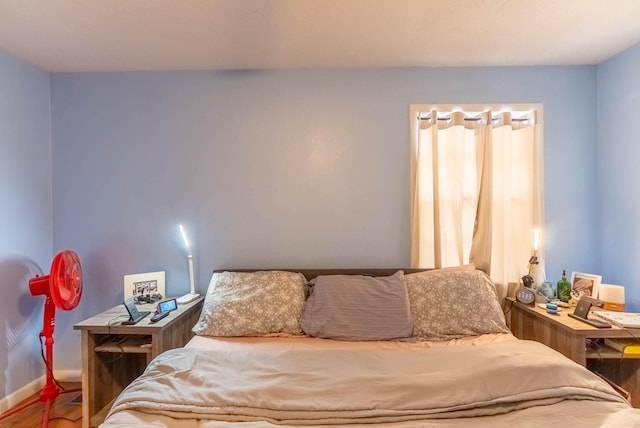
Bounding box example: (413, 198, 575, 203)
(51, 250, 83, 310)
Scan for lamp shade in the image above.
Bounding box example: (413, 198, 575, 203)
(599, 283, 625, 312)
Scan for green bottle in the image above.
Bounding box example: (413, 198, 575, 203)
(557, 270, 571, 303)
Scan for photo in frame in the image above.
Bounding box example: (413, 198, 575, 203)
(569, 272, 602, 299)
(124, 271, 165, 300)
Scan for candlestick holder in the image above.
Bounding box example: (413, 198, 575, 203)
(521, 254, 538, 288)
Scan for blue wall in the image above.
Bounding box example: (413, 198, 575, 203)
(48, 66, 601, 371)
(597, 43, 640, 312)
(0, 52, 52, 401)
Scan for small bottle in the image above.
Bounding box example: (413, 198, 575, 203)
(556, 270, 571, 303)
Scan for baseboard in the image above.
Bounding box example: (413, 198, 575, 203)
(0, 376, 44, 414)
(54, 369, 82, 383)
(0, 369, 82, 415)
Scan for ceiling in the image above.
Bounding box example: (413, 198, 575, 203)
(1, 0, 640, 73)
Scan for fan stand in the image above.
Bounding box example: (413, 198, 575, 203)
(0, 250, 83, 428)
(0, 296, 81, 428)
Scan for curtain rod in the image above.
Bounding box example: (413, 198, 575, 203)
(418, 116, 530, 122)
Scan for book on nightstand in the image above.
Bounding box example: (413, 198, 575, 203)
(603, 338, 640, 355)
(592, 311, 640, 329)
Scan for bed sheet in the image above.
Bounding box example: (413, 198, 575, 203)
(101, 334, 640, 428)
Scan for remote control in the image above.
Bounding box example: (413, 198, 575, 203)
(150, 311, 170, 323)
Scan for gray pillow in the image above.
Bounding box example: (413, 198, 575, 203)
(300, 271, 413, 341)
(192, 270, 307, 337)
(405, 270, 509, 340)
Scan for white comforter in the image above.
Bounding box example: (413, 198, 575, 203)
(102, 335, 640, 427)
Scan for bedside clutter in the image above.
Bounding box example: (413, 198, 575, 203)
(604, 338, 640, 356)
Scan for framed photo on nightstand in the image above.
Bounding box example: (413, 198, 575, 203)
(569, 272, 602, 299)
(124, 271, 165, 300)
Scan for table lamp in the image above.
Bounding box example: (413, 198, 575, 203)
(598, 283, 625, 312)
(177, 224, 200, 304)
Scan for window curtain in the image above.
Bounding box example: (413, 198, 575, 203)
(410, 109, 542, 300)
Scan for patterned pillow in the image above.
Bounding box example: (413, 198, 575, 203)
(192, 271, 307, 337)
(300, 271, 413, 341)
(405, 270, 509, 340)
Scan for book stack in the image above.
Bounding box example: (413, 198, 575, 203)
(604, 338, 640, 355)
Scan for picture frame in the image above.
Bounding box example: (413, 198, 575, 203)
(124, 271, 165, 300)
(569, 271, 602, 299)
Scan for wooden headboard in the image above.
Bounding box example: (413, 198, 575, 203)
(213, 268, 430, 282)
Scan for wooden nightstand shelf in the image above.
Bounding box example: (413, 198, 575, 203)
(509, 298, 640, 407)
(74, 297, 204, 428)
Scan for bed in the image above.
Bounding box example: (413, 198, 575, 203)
(100, 268, 640, 427)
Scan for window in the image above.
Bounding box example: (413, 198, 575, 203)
(409, 105, 544, 300)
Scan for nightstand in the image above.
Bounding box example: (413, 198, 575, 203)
(509, 298, 640, 407)
(74, 296, 204, 428)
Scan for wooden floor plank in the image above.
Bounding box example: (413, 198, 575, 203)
(0, 382, 82, 428)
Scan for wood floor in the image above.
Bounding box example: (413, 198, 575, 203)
(0, 382, 82, 428)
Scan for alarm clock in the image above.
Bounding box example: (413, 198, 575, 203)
(157, 298, 177, 313)
(515, 287, 536, 305)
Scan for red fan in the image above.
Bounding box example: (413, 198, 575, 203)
(0, 250, 83, 427)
